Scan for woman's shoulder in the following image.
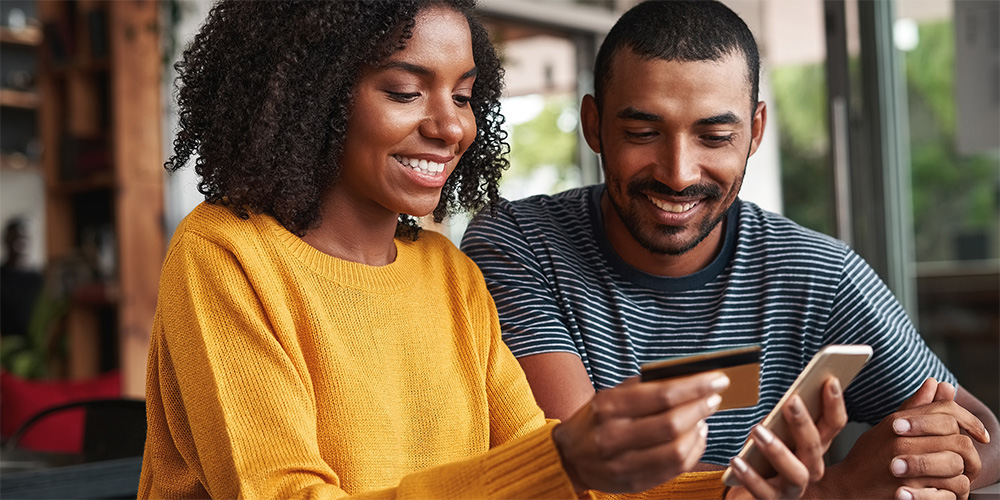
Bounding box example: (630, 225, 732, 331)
(170, 202, 278, 250)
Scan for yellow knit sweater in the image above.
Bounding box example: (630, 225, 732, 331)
(138, 202, 726, 499)
(138, 203, 576, 499)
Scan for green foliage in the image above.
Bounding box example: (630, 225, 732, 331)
(771, 64, 834, 236)
(903, 22, 955, 135)
(904, 20, 999, 261)
(503, 94, 581, 198)
(770, 65, 829, 153)
(772, 19, 998, 261)
(0, 290, 68, 378)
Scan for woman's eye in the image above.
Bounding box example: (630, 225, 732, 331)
(453, 94, 472, 107)
(387, 91, 420, 102)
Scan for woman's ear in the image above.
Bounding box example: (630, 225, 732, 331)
(580, 94, 602, 154)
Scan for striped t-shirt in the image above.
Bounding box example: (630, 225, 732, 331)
(460, 184, 956, 465)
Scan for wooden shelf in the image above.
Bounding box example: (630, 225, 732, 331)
(0, 88, 40, 109)
(48, 58, 111, 76)
(0, 26, 42, 46)
(37, 0, 165, 395)
(51, 172, 116, 195)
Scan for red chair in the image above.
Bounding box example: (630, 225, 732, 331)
(3, 398, 146, 461)
(0, 370, 122, 453)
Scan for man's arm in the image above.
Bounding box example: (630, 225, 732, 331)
(518, 352, 594, 420)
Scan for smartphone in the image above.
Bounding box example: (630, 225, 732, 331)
(721, 344, 873, 487)
(640, 345, 762, 411)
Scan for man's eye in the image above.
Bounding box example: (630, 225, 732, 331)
(387, 91, 420, 102)
(625, 131, 657, 139)
(703, 134, 735, 145)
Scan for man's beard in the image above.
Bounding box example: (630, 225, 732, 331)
(602, 153, 742, 256)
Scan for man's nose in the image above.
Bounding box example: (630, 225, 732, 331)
(655, 137, 701, 192)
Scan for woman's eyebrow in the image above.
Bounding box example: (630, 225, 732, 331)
(379, 61, 478, 79)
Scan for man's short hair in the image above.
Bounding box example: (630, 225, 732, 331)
(594, 0, 760, 114)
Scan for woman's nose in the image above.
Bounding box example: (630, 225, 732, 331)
(419, 96, 469, 145)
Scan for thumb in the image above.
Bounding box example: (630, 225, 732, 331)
(932, 381, 956, 402)
(899, 378, 938, 410)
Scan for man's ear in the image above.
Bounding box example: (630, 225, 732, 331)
(580, 94, 602, 154)
(747, 101, 767, 157)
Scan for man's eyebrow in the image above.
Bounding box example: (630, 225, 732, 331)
(616, 108, 743, 126)
(379, 61, 478, 79)
(617, 107, 662, 122)
(696, 111, 742, 126)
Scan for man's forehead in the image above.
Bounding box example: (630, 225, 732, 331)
(607, 47, 750, 86)
(602, 49, 753, 112)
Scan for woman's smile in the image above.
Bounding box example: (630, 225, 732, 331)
(331, 6, 477, 222)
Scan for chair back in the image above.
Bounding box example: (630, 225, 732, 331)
(3, 399, 146, 461)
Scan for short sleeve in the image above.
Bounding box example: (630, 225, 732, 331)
(461, 202, 579, 358)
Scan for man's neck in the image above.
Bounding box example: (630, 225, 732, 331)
(600, 191, 725, 278)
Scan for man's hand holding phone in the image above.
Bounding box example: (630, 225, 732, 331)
(724, 376, 847, 499)
(715, 344, 869, 498)
(635, 345, 855, 498)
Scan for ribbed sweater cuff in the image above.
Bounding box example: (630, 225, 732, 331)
(590, 470, 726, 500)
(484, 421, 577, 499)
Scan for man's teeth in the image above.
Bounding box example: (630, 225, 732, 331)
(648, 196, 695, 213)
(396, 155, 445, 174)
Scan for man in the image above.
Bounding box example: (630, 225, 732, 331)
(461, 1, 999, 498)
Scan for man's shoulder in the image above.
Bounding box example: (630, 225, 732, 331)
(462, 185, 601, 266)
(498, 185, 597, 220)
(737, 200, 847, 251)
(466, 185, 598, 238)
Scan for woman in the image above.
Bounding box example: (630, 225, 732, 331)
(139, 1, 841, 498)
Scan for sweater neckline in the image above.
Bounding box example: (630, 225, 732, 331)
(264, 216, 414, 292)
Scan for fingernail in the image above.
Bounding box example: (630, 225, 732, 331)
(732, 456, 749, 473)
(706, 394, 722, 411)
(754, 425, 774, 444)
(891, 458, 907, 476)
(985, 428, 991, 443)
(788, 395, 803, 416)
(892, 419, 911, 434)
(897, 488, 913, 500)
(830, 377, 842, 397)
(711, 375, 731, 392)
(700, 420, 709, 438)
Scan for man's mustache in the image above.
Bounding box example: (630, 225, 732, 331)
(626, 178, 723, 199)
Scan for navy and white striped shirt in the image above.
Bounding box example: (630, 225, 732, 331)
(461, 184, 956, 465)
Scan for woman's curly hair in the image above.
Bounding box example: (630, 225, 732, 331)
(167, 0, 508, 238)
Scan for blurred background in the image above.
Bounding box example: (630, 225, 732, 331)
(0, 0, 996, 495)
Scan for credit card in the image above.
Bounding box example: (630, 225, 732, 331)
(640, 345, 762, 410)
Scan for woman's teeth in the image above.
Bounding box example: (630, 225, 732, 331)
(648, 196, 696, 213)
(396, 155, 445, 174)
